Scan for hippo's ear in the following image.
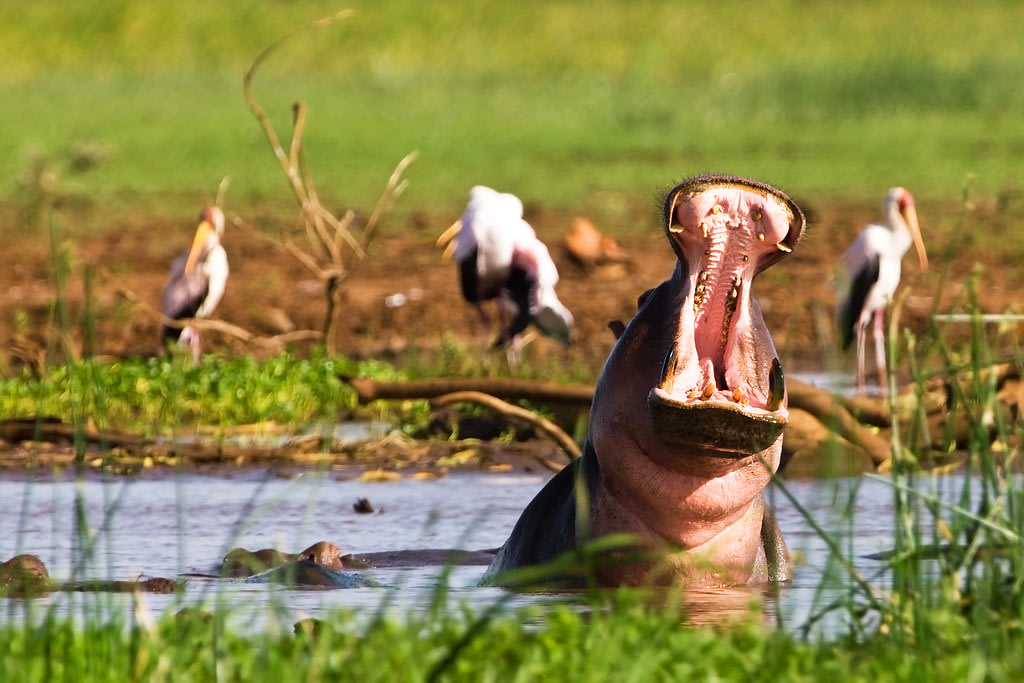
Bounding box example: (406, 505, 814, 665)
(636, 287, 655, 309)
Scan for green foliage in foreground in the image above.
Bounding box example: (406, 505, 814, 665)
(0, 352, 401, 435)
(1, 592, 1022, 682)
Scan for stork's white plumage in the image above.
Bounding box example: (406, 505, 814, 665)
(442, 186, 573, 356)
(837, 187, 928, 392)
(161, 206, 228, 360)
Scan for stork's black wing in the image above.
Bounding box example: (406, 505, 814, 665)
(839, 254, 880, 350)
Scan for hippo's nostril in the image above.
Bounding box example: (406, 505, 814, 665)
(767, 358, 785, 412)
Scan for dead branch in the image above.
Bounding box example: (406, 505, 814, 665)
(242, 10, 417, 351)
(430, 391, 581, 464)
(104, 270, 322, 351)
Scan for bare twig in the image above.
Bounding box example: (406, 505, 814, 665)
(431, 391, 581, 464)
(242, 10, 416, 351)
(104, 270, 321, 351)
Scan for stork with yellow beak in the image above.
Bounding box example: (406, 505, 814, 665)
(160, 206, 228, 360)
(837, 187, 928, 393)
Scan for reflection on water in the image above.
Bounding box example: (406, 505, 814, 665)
(0, 470, 930, 634)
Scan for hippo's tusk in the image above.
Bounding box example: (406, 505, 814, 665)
(766, 358, 785, 412)
(659, 344, 679, 394)
(775, 241, 792, 253)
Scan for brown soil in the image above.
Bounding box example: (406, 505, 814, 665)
(4, 196, 1019, 379)
(2, 193, 1022, 475)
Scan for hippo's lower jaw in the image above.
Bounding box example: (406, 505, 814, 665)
(648, 356, 788, 456)
(647, 388, 786, 455)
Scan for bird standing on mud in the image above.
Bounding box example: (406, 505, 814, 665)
(438, 185, 573, 360)
(161, 206, 228, 360)
(837, 187, 928, 392)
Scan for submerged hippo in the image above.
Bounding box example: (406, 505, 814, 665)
(0, 553, 179, 597)
(484, 174, 805, 588)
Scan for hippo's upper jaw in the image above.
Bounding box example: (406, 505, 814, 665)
(647, 175, 805, 456)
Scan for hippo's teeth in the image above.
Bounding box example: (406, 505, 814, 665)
(775, 241, 793, 253)
(693, 270, 708, 317)
(721, 275, 741, 345)
(732, 387, 749, 405)
(767, 357, 785, 411)
(700, 376, 717, 400)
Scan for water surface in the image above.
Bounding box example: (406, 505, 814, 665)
(0, 469, 927, 634)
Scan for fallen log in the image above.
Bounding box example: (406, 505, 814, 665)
(0, 418, 152, 451)
(786, 380, 893, 467)
(344, 375, 595, 406)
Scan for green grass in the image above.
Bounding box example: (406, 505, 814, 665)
(0, 581, 1022, 681)
(2, 1, 1023, 224)
(0, 352, 404, 436)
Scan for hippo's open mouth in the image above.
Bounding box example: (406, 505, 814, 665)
(647, 175, 805, 455)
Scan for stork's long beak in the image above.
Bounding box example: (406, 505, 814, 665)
(184, 219, 214, 275)
(436, 219, 462, 261)
(903, 203, 928, 271)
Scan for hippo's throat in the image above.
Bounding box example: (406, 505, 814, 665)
(648, 185, 791, 455)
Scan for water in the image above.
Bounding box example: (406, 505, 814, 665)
(0, 470, 941, 634)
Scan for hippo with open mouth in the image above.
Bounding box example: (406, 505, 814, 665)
(484, 174, 805, 588)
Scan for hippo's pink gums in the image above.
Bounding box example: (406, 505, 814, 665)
(484, 175, 805, 588)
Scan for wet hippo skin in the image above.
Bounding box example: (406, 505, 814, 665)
(484, 175, 805, 588)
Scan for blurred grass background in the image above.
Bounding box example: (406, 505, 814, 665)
(1, 0, 1022, 224)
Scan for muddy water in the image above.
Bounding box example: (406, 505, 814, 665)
(0, 470, 920, 633)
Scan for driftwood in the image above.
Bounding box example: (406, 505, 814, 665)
(4, 365, 1016, 475)
(786, 381, 893, 467)
(345, 375, 595, 406)
(0, 417, 318, 468)
(343, 368, 1023, 476)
